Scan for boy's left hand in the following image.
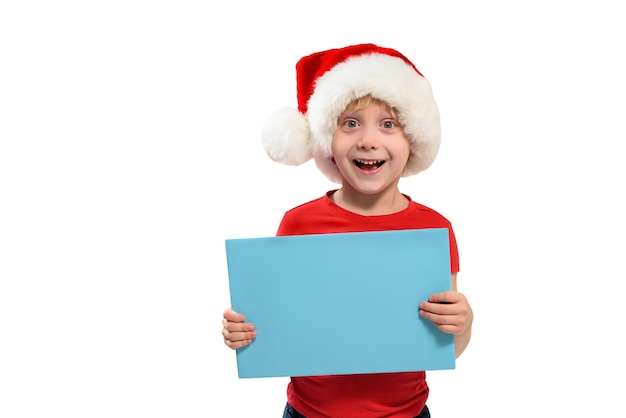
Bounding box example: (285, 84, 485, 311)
(419, 291, 472, 335)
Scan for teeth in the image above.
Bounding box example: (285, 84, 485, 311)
(356, 159, 384, 165)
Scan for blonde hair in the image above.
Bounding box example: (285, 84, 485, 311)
(343, 94, 399, 119)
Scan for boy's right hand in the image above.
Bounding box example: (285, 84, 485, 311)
(222, 308, 257, 350)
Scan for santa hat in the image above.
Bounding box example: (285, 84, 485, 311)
(262, 43, 441, 184)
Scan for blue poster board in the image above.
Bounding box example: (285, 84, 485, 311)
(225, 228, 455, 378)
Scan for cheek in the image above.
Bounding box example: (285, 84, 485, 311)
(402, 141, 412, 160)
(330, 137, 345, 157)
(391, 139, 410, 155)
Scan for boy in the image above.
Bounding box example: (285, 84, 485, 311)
(222, 43, 473, 418)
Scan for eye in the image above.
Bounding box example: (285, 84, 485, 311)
(382, 120, 396, 129)
(343, 119, 359, 128)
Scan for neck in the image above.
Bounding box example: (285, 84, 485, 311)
(332, 186, 408, 216)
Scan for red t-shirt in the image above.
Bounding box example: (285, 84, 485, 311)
(276, 191, 460, 418)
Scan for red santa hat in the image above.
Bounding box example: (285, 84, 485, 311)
(262, 43, 441, 184)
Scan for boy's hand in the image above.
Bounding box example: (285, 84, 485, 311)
(418, 291, 472, 335)
(222, 308, 257, 349)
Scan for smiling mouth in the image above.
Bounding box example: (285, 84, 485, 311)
(354, 159, 385, 170)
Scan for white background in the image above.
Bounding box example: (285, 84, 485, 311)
(1, 1, 624, 417)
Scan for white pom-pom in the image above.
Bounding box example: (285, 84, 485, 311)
(261, 107, 312, 166)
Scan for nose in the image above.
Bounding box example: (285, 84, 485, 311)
(357, 126, 380, 150)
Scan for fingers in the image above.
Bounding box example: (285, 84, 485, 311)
(222, 308, 257, 350)
(419, 305, 468, 334)
(223, 327, 257, 349)
(419, 292, 471, 335)
(427, 290, 458, 304)
(223, 307, 246, 323)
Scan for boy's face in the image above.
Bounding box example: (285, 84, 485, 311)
(331, 102, 410, 197)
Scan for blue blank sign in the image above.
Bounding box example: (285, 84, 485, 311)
(225, 228, 455, 378)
